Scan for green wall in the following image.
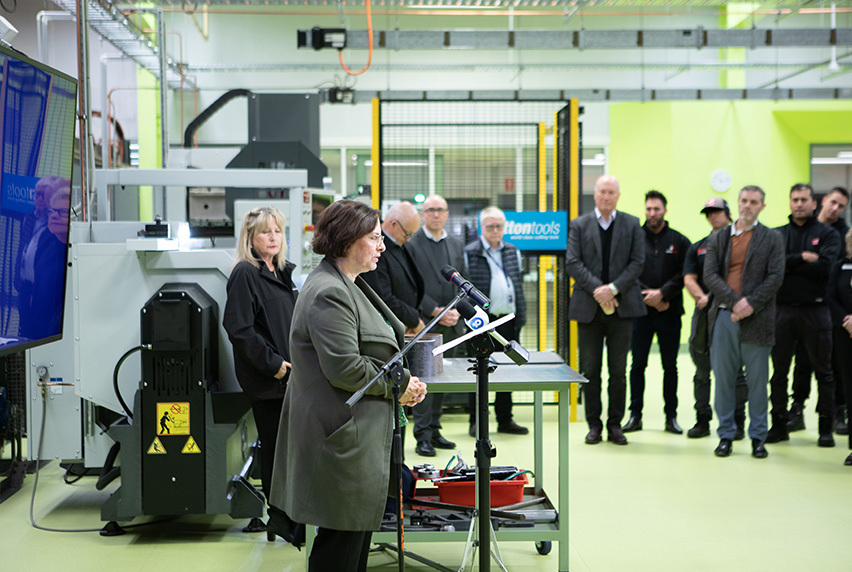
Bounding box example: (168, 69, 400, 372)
(608, 100, 852, 343)
(610, 100, 852, 243)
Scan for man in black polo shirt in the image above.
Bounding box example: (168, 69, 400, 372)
(682, 198, 747, 439)
(788, 186, 850, 434)
(766, 183, 841, 447)
(622, 190, 691, 435)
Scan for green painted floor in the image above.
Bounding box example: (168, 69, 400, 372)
(2, 351, 850, 571)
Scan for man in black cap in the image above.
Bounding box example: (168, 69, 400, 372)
(683, 198, 747, 438)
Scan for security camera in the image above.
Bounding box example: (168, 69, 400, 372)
(0, 16, 18, 46)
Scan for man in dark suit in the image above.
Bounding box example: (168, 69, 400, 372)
(405, 194, 465, 456)
(566, 175, 646, 446)
(362, 201, 425, 334)
(704, 185, 785, 459)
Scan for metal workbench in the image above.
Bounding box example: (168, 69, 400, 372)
(362, 351, 586, 571)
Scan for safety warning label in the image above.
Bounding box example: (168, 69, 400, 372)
(156, 402, 190, 435)
(147, 436, 167, 454)
(181, 436, 201, 454)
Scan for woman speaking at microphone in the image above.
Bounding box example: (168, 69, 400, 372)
(268, 199, 427, 571)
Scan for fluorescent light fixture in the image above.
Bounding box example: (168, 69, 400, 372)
(811, 158, 852, 165)
(582, 159, 606, 166)
(382, 160, 429, 167)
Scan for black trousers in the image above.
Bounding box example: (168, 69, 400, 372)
(629, 312, 682, 418)
(309, 528, 373, 572)
(250, 398, 284, 502)
(769, 304, 835, 419)
(467, 314, 520, 426)
(836, 329, 852, 449)
(790, 329, 847, 412)
(578, 308, 633, 430)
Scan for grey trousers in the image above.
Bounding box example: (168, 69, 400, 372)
(710, 309, 771, 442)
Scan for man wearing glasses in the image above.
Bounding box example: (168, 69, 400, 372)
(363, 201, 426, 335)
(463, 206, 529, 436)
(406, 194, 466, 456)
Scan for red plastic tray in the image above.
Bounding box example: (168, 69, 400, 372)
(436, 471, 528, 507)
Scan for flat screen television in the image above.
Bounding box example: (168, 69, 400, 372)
(0, 44, 78, 357)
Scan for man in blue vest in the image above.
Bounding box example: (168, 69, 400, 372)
(464, 206, 529, 437)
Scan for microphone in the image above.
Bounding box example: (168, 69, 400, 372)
(441, 265, 491, 310)
(456, 299, 529, 365)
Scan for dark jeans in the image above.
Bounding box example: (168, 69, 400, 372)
(578, 308, 633, 430)
(251, 398, 284, 502)
(769, 304, 835, 419)
(467, 315, 519, 427)
(689, 308, 747, 422)
(309, 528, 373, 572)
(790, 332, 847, 411)
(629, 312, 681, 418)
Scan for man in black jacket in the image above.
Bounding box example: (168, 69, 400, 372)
(362, 201, 425, 334)
(405, 195, 464, 456)
(789, 186, 850, 434)
(767, 183, 840, 447)
(623, 190, 691, 435)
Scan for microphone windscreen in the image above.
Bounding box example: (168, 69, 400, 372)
(440, 265, 456, 281)
(456, 298, 476, 320)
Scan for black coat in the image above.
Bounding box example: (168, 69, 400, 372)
(362, 232, 424, 329)
(223, 256, 298, 402)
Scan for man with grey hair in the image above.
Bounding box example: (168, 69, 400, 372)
(566, 174, 646, 446)
(704, 185, 784, 459)
(463, 206, 529, 436)
(405, 194, 465, 456)
(363, 201, 425, 334)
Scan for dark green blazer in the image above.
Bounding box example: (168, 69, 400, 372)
(269, 257, 410, 531)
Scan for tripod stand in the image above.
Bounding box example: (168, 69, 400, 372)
(462, 324, 529, 572)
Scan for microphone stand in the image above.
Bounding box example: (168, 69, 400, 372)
(346, 289, 470, 572)
(465, 320, 530, 572)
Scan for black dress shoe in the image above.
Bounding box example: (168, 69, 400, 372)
(787, 402, 805, 432)
(607, 425, 628, 445)
(497, 420, 529, 435)
(665, 418, 683, 435)
(687, 421, 710, 439)
(734, 423, 745, 441)
(431, 433, 456, 449)
(714, 438, 732, 457)
(765, 423, 789, 443)
(585, 426, 602, 444)
(622, 416, 643, 432)
(844, 452, 852, 466)
(415, 440, 437, 457)
(469, 424, 476, 437)
(751, 439, 768, 459)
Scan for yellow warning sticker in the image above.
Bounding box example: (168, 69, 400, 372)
(156, 402, 190, 435)
(181, 436, 201, 454)
(147, 436, 167, 455)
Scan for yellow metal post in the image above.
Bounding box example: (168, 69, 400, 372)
(371, 98, 381, 210)
(568, 99, 581, 422)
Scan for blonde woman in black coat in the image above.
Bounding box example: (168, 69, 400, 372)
(223, 207, 298, 512)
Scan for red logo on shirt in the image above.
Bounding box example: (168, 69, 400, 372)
(697, 247, 707, 255)
(811, 238, 820, 246)
(666, 245, 678, 255)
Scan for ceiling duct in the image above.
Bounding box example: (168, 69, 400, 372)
(53, 0, 189, 89)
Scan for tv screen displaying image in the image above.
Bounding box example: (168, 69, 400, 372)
(0, 45, 78, 357)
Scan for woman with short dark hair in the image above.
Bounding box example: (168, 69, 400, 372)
(268, 199, 427, 571)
